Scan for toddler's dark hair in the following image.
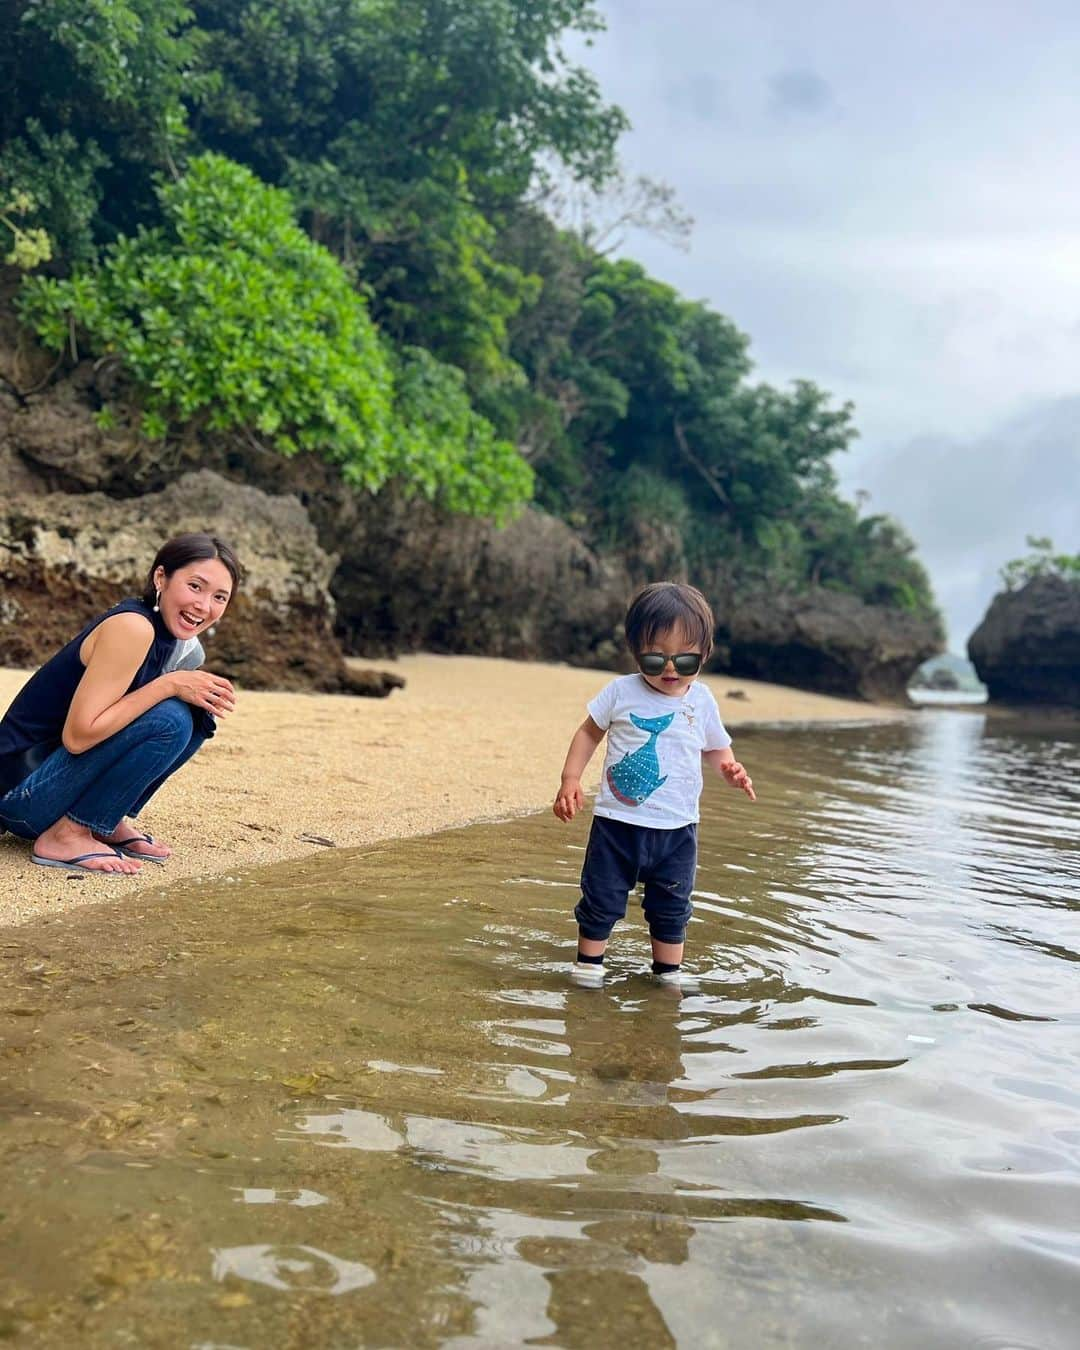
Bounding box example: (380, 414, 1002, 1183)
(624, 582, 715, 658)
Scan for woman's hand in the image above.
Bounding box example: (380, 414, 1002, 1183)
(168, 669, 237, 717)
(554, 777, 585, 822)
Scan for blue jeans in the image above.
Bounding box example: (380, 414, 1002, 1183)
(0, 699, 205, 840)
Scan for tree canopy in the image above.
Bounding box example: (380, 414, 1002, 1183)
(0, 0, 939, 619)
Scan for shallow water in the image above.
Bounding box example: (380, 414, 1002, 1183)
(1, 712, 1078, 1349)
(906, 689, 988, 707)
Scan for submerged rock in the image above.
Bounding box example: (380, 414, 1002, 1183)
(0, 469, 402, 696)
(714, 586, 944, 702)
(968, 575, 1080, 706)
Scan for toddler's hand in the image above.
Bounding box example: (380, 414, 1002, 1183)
(722, 760, 756, 801)
(553, 778, 584, 822)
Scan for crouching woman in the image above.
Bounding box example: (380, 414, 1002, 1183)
(0, 533, 241, 874)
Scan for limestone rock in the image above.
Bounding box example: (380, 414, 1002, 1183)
(968, 575, 1080, 705)
(327, 495, 630, 667)
(715, 586, 944, 702)
(342, 666, 407, 697)
(0, 350, 940, 696)
(0, 470, 402, 696)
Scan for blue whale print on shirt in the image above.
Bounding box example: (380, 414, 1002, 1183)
(606, 711, 675, 806)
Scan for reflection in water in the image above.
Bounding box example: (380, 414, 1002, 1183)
(232, 1187, 328, 1207)
(211, 1243, 375, 1294)
(0, 713, 1077, 1347)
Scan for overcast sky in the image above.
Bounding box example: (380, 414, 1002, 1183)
(568, 0, 1080, 646)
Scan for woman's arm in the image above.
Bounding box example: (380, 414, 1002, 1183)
(64, 613, 235, 753)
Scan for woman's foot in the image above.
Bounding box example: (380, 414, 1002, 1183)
(33, 819, 142, 874)
(94, 821, 172, 861)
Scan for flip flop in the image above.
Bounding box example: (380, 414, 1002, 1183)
(94, 832, 169, 864)
(31, 848, 132, 875)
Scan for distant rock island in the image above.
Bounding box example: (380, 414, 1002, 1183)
(909, 653, 986, 695)
(968, 574, 1079, 707)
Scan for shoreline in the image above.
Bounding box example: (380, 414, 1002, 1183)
(0, 653, 909, 928)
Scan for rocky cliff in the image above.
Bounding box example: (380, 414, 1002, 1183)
(0, 349, 942, 699)
(714, 585, 941, 703)
(968, 575, 1080, 706)
(1, 360, 635, 674)
(0, 465, 402, 695)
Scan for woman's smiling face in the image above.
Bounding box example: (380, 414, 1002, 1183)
(154, 558, 233, 640)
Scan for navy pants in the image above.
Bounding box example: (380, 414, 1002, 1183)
(0, 699, 205, 839)
(575, 815, 697, 944)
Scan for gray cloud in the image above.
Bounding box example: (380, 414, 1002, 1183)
(840, 399, 1080, 644)
(570, 1, 1080, 643)
(768, 69, 833, 117)
(663, 72, 725, 122)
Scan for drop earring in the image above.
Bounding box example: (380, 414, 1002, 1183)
(153, 589, 161, 613)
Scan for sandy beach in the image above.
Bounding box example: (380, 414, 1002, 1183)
(0, 654, 906, 926)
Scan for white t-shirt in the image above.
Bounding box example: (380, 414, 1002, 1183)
(163, 637, 205, 673)
(587, 674, 732, 829)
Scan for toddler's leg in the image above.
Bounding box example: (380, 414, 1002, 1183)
(570, 936, 608, 988)
(641, 824, 698, 991)
(571, 818, 639, 988)
(650, 935, 685, 969)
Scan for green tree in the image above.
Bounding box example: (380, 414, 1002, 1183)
(0, 0, 199, 259)
(186, 0, 627, 384)
(495, 212, 938, 615)
(1000, 537, 1080, 589)
(19, 154, 531, 516)
(0, 0, 942, 612)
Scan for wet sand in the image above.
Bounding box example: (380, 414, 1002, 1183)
(0, 653, 906, 926)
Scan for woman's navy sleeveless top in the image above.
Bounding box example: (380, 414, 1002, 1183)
(0, 599, 185, 796)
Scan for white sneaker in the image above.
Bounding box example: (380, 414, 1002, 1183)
(652, 968, 700, 994)
(569, 962, 605, 989)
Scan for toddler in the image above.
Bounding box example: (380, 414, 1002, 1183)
(553, 582, 755, 990)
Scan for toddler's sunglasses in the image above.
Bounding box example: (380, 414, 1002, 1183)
(638, 651, 703, 677)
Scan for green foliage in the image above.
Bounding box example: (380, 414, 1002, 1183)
(495, 207, 938, 616)
(19, 155, 530, 516)
(788, 491, 940, 618)
(0, 124, 106, 265)
(605, 466, 691, 540)
(21, 155, 392, 457)
(0, 188, 52, 269)
(372, 174, 540, 386)
(0, 0, 200, 256)
(187, 0, 625, 389)
(391, 344, 533, 519)
(1, 0, 940, 602)
(190, 0, 624, 202)
(1000, 537, 1080, 590)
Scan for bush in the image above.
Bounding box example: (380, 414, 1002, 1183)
(19, 153, 532, 517)
(1000, 537, 1080, 590)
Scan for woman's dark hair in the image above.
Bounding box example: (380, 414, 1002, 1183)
(142, 533, 243, 608)
(624, 581, 715, 658)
